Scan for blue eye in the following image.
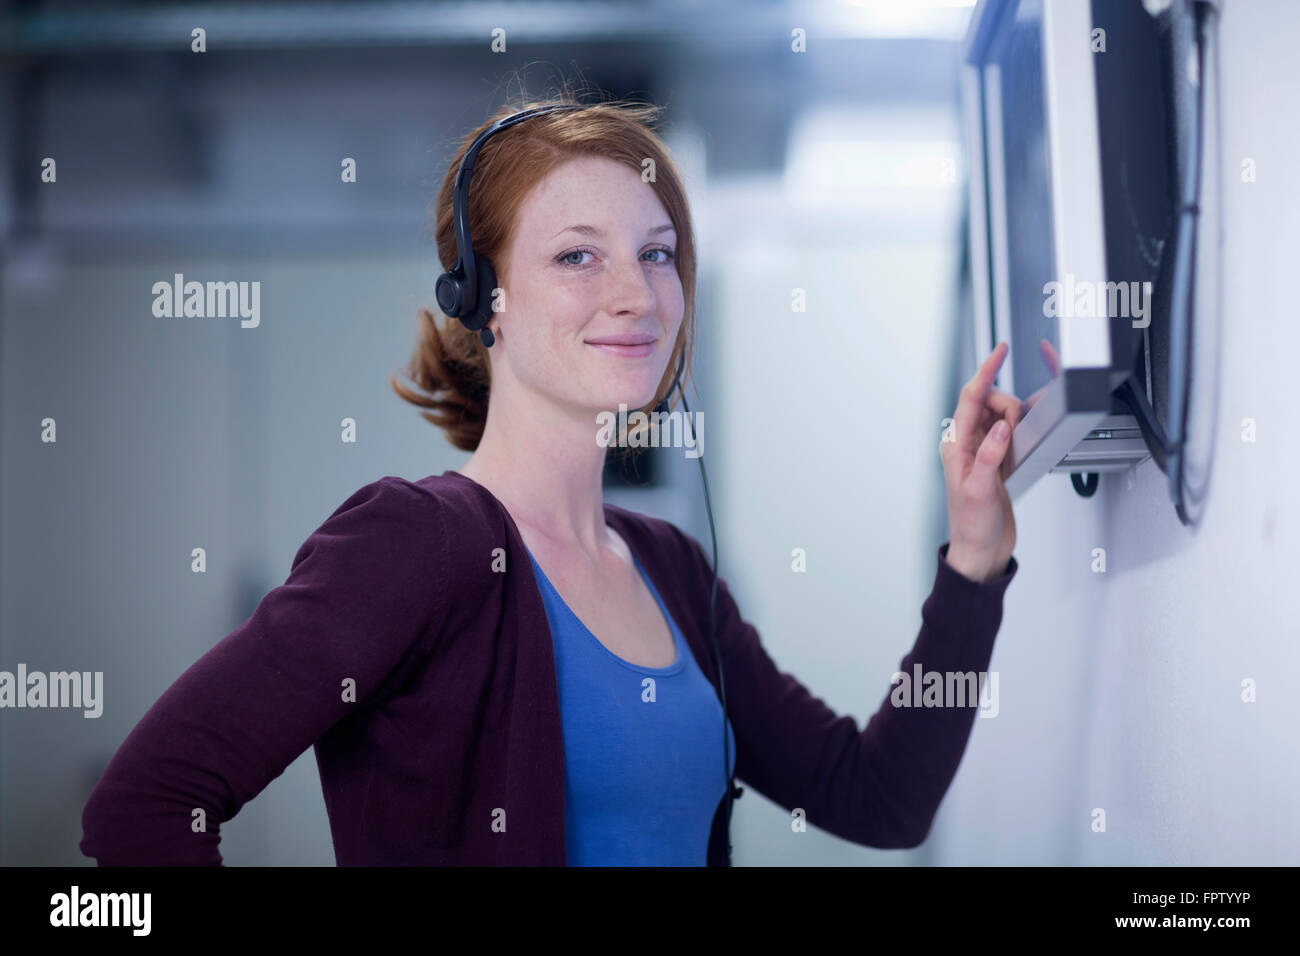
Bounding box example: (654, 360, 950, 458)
(557, 248, 594, 268)
(644, 247, 676, 264)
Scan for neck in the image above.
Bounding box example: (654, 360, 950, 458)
(455, 376, 612, 555)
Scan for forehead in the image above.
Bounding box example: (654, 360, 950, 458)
(513, 155, 669, 234)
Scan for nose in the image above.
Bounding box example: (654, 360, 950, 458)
(607, 253, 656, 318)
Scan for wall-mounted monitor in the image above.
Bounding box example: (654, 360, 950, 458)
(962, 0, 1158, 498)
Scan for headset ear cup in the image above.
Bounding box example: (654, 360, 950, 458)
(435, 268, 463, 317)
(461, 252, 499, 333)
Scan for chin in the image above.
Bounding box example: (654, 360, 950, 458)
(579, 370, 662, 413)
(584, 382, 658, 414)
(603, 391, 658, 413)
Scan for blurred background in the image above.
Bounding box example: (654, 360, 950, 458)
(2, 0, 1298, 867)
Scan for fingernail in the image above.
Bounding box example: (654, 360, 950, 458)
(994, 420, 1009, 440)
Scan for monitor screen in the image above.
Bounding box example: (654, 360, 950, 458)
(987, 0, 1059, 404)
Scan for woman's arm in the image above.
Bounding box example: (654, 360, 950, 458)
(696, 535, 1016, 849)
(681, 344, 1024, 849)
(79, 477, 449, 865)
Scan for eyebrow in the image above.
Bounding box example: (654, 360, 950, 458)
(552, 223, 676, 239)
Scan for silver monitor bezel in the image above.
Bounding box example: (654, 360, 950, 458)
(963, 0, 1115, 499)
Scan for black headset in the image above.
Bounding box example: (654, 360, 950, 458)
(435, 105, 575, 348)
(437, 104, 740, 863)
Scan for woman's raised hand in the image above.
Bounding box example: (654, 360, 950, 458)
(939, 341, 1021, 583)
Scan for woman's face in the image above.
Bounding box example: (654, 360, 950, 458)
(491, 154, 685, 419)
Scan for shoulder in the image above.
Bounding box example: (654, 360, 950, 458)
(315, 474, 447, 536)
(318, 472, 498, 535)
(290, 475, 449, 575)
(293, 471, 504, 603)
(320, 472, 511, 552)
(402, 470, 525, 596)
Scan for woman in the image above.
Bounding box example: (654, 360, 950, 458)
(80, 96, 1022, 867)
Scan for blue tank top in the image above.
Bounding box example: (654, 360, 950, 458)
(525, 548, 736, 866)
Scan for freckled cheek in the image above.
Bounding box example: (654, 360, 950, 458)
(542, 303, 591, 366)
(658, 283, 686, 331)
(509, 281, 582, 340)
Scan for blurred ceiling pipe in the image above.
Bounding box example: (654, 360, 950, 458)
(0, 1, 970, 53)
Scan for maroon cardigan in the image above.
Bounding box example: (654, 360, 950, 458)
(79, 470, 1018, 865)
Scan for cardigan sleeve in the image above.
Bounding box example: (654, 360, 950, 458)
(79, 476, 449, 866)
(702, 538, 1016, 850)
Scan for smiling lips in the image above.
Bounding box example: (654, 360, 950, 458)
(584, 334, 656, 358)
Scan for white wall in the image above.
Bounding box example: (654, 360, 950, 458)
(706, 103, 966, 864)
(933, 0, 1300, 865)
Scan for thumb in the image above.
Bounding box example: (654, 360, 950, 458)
(967, 418, 1011, 499)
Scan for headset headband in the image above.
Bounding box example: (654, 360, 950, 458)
(446, 104, 582, 319)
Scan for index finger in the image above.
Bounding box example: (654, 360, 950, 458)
(953, 341, 1009, 454)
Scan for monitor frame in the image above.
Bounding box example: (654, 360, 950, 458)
(963, 0, 1120, 499)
